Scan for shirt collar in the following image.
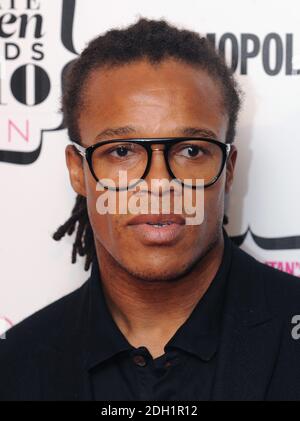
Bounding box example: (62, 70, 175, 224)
(164, 227, 233, 361)
(84, 256, 132, 370)
(84, 227, 233, 369)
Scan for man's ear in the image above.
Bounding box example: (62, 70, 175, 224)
(65, 145, 87, 197)
(225, 144, 237, 194)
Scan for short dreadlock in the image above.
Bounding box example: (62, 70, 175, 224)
(53, 17, 241, 271)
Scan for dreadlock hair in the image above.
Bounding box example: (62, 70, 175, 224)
(53, 17, 242, 271)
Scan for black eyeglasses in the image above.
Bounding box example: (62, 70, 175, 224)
(71, 137, 232, 191)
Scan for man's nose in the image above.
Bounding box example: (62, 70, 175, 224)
(144, 145, 172, 183)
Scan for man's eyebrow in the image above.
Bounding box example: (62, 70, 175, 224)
(95, 126, 136, 140)
(95, 126, 217, 140)
(180, 127, 218, 139)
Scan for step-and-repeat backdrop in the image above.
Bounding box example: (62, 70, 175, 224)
(0, 0, 300, 335)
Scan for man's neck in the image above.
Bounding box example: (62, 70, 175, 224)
(94, 233, 224, 359)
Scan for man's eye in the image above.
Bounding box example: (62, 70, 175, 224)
(107, 145, 134, 158)
(178, 145, 206, 158)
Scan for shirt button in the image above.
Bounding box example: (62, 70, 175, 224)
(133, 355, 147, 367)
(164, 361, 172, 369)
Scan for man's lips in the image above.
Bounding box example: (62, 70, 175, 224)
(127, 213, 185, 226)
(127, 214, 185, 245)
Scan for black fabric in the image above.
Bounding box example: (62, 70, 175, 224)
(86, 228, 232, 400)
(1, 228, 300, 401)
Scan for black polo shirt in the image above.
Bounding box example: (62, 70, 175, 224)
(84, 228, 233, 401)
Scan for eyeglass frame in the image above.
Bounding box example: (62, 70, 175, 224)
(71, 137, 232, 191)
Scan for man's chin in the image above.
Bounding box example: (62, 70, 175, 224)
(122, 261, 197, 284)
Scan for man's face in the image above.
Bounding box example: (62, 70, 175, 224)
(66, 58, 237, 281)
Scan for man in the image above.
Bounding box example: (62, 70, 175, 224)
(1, 18, 300, 401)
